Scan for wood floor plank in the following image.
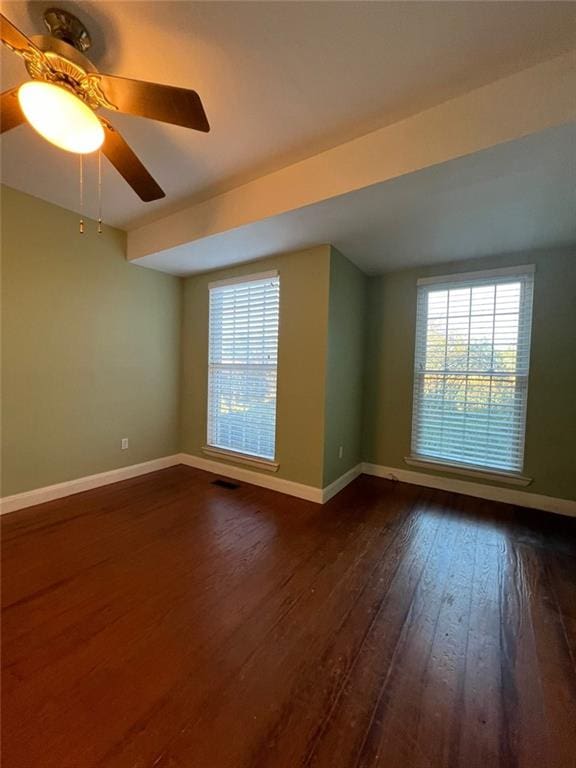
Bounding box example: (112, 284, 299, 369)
(99, 482, 422, 768)
(454, 510, 506, 768)
(338, 499, 468, 768)
(498, 538, 550, 768)
(524, 546, 576, 768)
(2, 467, 575, 768)
(155, 487, 440, 768)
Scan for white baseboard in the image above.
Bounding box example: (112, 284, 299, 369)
(0, 452, 360, 517)
(322, 464, 363, 503)
(4, 454, 571, 518)
(362, 463, 576, 518)
(178, 453, 324, 502)
(180, 453, 363, 505)
(0, 455, 182, 515)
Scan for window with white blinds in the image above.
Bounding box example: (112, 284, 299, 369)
(207, 272, 280, 461)
(410, 266, 534, 474)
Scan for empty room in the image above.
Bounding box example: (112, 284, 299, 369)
(1, 2, 575, 766)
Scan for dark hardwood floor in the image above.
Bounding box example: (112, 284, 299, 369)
(2, 466, 576, 768)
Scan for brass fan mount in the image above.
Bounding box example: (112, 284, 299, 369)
(24, 35, 116, 111)
(43, 8, 92, 53)
(3, 7, 114, 110)
(22, 13, 116, 111)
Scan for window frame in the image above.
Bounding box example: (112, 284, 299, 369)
(205, 270, 280, 468)
(407, 265, 535, 482)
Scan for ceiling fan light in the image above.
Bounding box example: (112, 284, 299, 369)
(18, 81, 104, 154)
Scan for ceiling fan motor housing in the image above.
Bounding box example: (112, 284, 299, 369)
(28, 35, 96, 82)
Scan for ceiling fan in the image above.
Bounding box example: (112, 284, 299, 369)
(0, 7, 210, 202)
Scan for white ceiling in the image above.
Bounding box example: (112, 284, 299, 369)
(133, 123, 576, 276)
(1, 1, 575, 229)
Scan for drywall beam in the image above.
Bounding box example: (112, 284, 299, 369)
(127, 51, 576, 263)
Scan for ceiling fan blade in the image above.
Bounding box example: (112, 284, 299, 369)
(96, 74, 210, 132)
(1, 12, 41, 56)
(101, 119, 165, 202)
(1, 87, 25, 133)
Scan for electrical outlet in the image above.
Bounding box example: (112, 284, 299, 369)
(121, 438, 129, 450)
(338, 445, 343, 459)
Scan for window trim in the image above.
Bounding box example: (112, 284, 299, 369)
(202, 445, 280, 472)
(206, 271, 280, 463)
(404, 455, 532, 486)
(409, 264, 535, 476)
(208, 270, 279, 290)
(417, 264, 535, 287)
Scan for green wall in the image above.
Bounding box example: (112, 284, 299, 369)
(323, 247, 367, 486)
(3, 185, 573, 503)
(363, 249, 576, 501)
(1, 186, 182, 497)
(180, 246, 332, 488)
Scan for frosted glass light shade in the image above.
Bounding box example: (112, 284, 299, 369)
(18, 81, 104, 154)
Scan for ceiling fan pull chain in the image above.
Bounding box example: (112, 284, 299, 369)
(97, 150, 102, 234)
(79, 153, 84, 234)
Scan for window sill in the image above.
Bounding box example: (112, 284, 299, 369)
(202, 446, 279, 473)
(404, 455, 532, 486)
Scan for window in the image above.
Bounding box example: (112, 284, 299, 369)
(410, 266, 534, 474)
(207, 272, 280, 461)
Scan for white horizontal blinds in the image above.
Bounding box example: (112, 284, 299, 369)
(207, 274, 280, 460)
(411, 267, 534, 473)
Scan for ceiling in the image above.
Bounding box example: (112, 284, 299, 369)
(133, 123, 576, 276)
(1, 1, 575, 230)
